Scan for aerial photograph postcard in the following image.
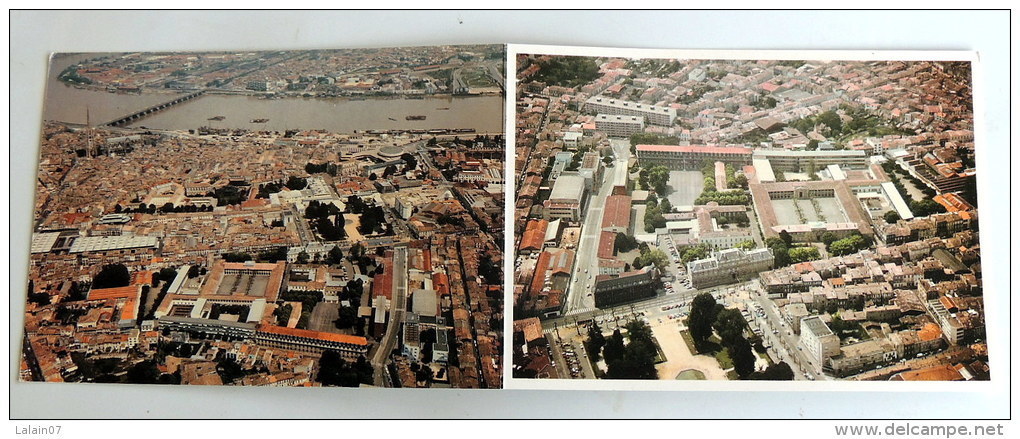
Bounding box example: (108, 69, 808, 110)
(21, 45, 506, 389)
(509, 46, 987, 385)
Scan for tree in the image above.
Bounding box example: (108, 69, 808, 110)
(602, 329, 626, 364)
(680, 244, 712, 264)
(659, 198, 673, 214)
(643, 205, 666, 232)
(713, 308, 746, 346)
(910, 199, 946, 217)
(883, 210, 901, 224)
(614, 233, 639, 253)
(633, 247, 669, 271)
(819, 231, 839, 247)
(215, 358, 248, 384)
(735, 239, 756, 250)
(400, 153, 418, 171)
(223, 252, 253, 263)
(778, 229, 793, 247)
(765, 236, 791, 268)
(285, 176, 307, 190)
(728, 336, 756, 378)
(733, 174, 749, 189)
(646, 166, 670, 194)
(126, 360, 161, 384)
(687, 293, 719, 346)
(258, 246, 288, 262)
(325, 246, 344, 265)
(751, 361, 795, 380)
(829, 234, 868, 256)
(334, 306, 359, 330)
(348, 243, 365, 259)
(605, 320, 659, 380)
(92, 264, 131, 289)
(788, 246, 821, 263)
(346, 195, 367, 214)
(274, 303, 293, 326)
(585, 321, 607, 362)
(296, 251, 310, 264)
(317, 350, 361, 387)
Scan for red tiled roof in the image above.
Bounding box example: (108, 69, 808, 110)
(258, 324, 368, 346)
(597, 231, 617, 260)
(892, 364, 964, 381)
(519, 220, 549, 251)
(88, 286, 138, 300)
(372, 256, 394, 300)
(529, 252, 552, 297)
(918, 323, 942, 342)
(636, 144, 753, 155)
(601, 195, 632, 230)
(132, 270, 154, 286)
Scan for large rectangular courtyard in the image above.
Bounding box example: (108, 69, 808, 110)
(771, 197, 848, 225)
(665, 171, 705, 207)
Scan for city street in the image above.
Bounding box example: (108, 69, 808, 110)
(562, 138, 632, 314)
(372, 244, 408, 386)
(751, 288, 828, 380)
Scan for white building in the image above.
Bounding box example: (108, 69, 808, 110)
(594, 113, 645, 137)
(563, 131, 583, 149)
(800, 316, 841, 369)
(584, 96, 676, 126)
(687, 247, 774, 289)
(543, 174, 589, 222)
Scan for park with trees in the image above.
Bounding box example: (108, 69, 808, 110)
(585, 319, 661, 380)
(684, 293, 791, 380)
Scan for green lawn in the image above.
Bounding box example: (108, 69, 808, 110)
(715, 349, 734, 370)
(680, 330, 699, 354)
(676, 369, 707, 380)
(650, 337, 668, 364)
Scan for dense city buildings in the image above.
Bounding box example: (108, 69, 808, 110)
(512, 51, 986, 383)
(21, 45, 506, 389)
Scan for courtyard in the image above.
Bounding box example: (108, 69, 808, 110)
(770, 197, 848, 225)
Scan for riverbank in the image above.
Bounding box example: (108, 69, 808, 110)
(56, 78, 501, 100)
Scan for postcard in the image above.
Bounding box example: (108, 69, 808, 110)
(506, 44, 990, 390)
(21, 45, 506, 389)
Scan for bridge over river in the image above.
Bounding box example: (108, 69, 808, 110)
(102, 91, 205, 127)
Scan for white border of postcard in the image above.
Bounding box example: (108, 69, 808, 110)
(502, 44, 1003, 392)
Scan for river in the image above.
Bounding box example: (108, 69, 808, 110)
(43, 53, 504, 133)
